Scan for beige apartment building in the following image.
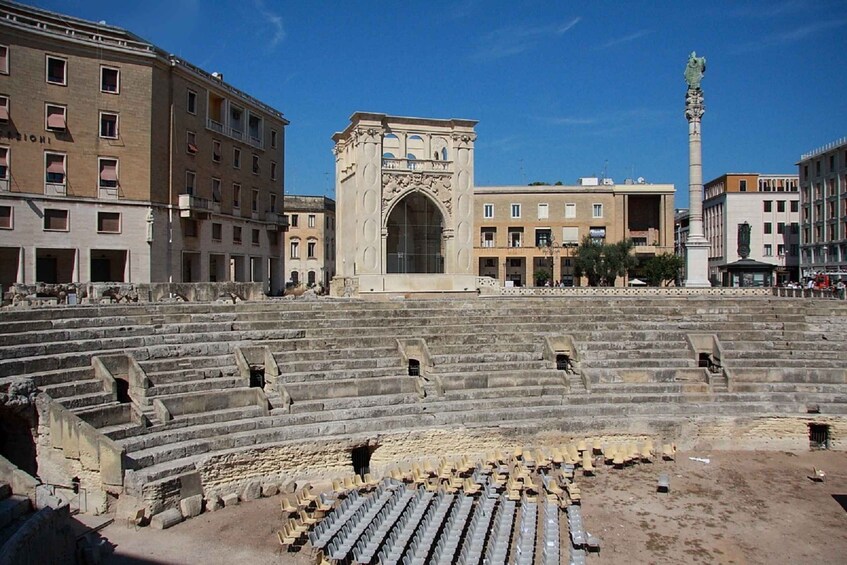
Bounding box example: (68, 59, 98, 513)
(798, 137, 847, 281)
(283, 195, 336, 288)
(0, 1, 288, 293)
(703, 173, 800, 286)
(474, 178, 675, 286)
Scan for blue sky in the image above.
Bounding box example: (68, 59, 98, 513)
(25, 0, 847, 207)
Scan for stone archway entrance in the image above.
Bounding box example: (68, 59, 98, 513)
(386, 192, 444, 274)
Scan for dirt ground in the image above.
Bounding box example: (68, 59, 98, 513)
(96, 450, 847, 565)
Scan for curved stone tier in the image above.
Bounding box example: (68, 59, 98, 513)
(1, 296, 846, 514)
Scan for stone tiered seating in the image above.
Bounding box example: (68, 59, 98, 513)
(2, 295, 847, 514)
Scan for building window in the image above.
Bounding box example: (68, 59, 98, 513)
(270, 194, 277, 212)
(233, 183, 241, 208)
(212, 178, 221, 203)
(270, 161, 277, 180)
(271, 129, 278, 149)
(45, 104, 67, 131)
(0, 205, 11, 229)
(43, 208, 68, 231)
(98, 158, 118, 188)
(511, 203, 521, 219)
(763, 244, 772, 256)
(790, 244, 799, 256)
(212, 140, 221, 162)
(100, 67, 119, 93)
(212, 223, 222, 241)
(791, 222, 799, 234)
(251, 189, 259, 212)
(562, 226, 579, 244)
(0, 95, 9, 122)
(481, 228, 496, 247)
(46, 56, 66, 85)
(252, 154, 260, 174)
(739, 179, 747, 192)
(252, 228, 260, 245)
(308, 241, 317, 258)
(592, 203, 603, 218)
(764, 200, 772, 212)
(185, 171, 195, 195)
(233, 226, 242, 244)
(0, 146, 8, 180)
(290, 240, 300, 259)
(535, 228, 552, 247)
(308, 214, 316, 228)
(509, 229, 522, 247)
(483, 203, 493, 219)
(268, 231, 278, 246)
(790, 200, 798, 213)
(291, 214, 299, 227)
(778, 244, 786, 256)
(187, 89, 197, 114)
(100, 112, 118, 139)
(186, 131, 197, 154)
(537, 203, 549, 219)
(45, 152, 66, 184)
(233, 148, 241, 169)
(97, 212, 120, 233)
(777, 200, 786, 213)
(764, 222, 772, 234)
(0, 45, 7, 75)
(777, 222, 785, 234)
(565, 203, 576, 219)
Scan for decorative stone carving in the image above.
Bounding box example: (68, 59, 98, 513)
(451, 133, 477, 148)
(685, 88, 705, 122)
(381, 172, 453, 217)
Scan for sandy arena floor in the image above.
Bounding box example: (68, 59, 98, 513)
(97, 450, 847, 565)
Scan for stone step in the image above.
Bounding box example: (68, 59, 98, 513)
(99, 421, 148, 441)
(287, 392, 421, 414)
(580, 359, 697, 369)
(139, 354, 236, 374)
(431, 360, 552, 374)
(440, 386, 567, 402)
(437, 371, 565, 390)
(41, 379, 105, 400)
(57, 391, 116, 410)
(146, 366, 241, 385)
(146, 376, 246, 397)
(281, 366, 405, 383)
(30, 366, 95, 388)
(273, 346, 398, 363)
(277, 356, 404, 374)
(429, 352, 543, 365)
(284, 376, 417, 402)
(727, 359, 847, 369)
(427, 344, 544, 357)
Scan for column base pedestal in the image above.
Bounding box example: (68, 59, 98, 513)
(684, 238, 711, 288)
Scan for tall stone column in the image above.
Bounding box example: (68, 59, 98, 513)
(683, 52, 711, 287)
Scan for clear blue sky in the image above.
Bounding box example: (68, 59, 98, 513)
(25, 0, 847, 207)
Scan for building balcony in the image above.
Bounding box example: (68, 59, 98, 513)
(98, 186, 119, 200)
(206, 118, 265, 150)
(265, 211, 288, 231)
(382, 158, 451, 173)
(178, 193, 212, 219)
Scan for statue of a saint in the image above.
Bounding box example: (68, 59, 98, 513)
(684, 51, 706, 90)
(737, 222, 751, 259)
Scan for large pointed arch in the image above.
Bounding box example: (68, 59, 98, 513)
(385, 190, 445, 274)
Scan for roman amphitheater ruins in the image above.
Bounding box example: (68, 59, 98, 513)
(1, 112, 846, 564)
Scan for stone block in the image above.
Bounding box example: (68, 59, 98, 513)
(179, 494, 203, 518)
(221, 493, 239, 507)
(206, 495, 223, 512)
(150, 508, 183, 530)
(241, 480, 262, 501)
(261, 483, 278, 498)
(279, 479, 296, 494)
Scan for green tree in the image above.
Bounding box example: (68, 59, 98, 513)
(641, 253, 684, 286)
(574, 237, 638, 286)
(534, 267, 552, 286)
(528, 181, 550, 186)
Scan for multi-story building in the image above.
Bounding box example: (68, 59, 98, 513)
(703, 173, 800, 286)
(0, 1, 288, 293)
(798, 137, 847, 281)
(283, 195, 336, 288)
(473, 178, 675, 286)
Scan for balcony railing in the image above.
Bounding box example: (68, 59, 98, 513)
(382, 158, 451, 173)
(206, 118, 264, 150)
(265, 211, 288, 231)
(0, 178, 9, 192)
(44, 182, 66, 196)
(178, 193, 212, 218)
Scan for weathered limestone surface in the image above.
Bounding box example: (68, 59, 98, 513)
(150, 508, 183, 529)
(179, 494, 203, 518)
